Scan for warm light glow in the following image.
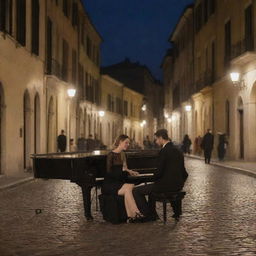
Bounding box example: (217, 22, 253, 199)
(140, 120, 146, 127)
(185, 105, 192, 112)
(67, 88, 76, 97)
(230, 72, 240, 83)
(94, 150, 101, 155)
(98, 111, 105, 117)
(172, 115, 177, 122)
(141, 104, 147, 111)
(164, 113, 169, 119)
(167, 118, 172, 123)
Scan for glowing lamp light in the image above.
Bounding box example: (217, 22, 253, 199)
(140, 120, 146, 127)
(164, 113, 169, 119)
(185, 105, 192, 112)
(98, 111, 105, 117)
(141, 104, 147, 111)
(67, 88, 76, 97)
(230, 72, 240, 83)
(167, 118, 172, 123)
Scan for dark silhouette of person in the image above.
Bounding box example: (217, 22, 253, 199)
(182, 134, 192, 154)
(143, 135, 152, 149)
(86, 134, 95, 151)
(133, 129, 188, 221)
(201, 129, 214, 164)
(217, 133, 228, 161)
(57, 130, 67, 152)
(77, 134, 86, 151)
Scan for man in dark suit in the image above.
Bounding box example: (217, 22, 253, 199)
(201, 129, 214, 164)
(133, 129, 188, 221)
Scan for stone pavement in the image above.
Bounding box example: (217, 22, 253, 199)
(0, 172, 33, 191)
(186, 154, 256, 177)
(0, 158, 255, 256)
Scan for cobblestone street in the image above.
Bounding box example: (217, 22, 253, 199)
(0, 158, 255, 256)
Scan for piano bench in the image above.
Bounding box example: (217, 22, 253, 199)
(152, 191, 186, 223)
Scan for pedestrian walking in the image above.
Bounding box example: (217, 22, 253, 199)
(217, 133, 228, 161)
(201, 129, 214, 164)
(57, 130, 67, 152)
(182, 134, 192, 154)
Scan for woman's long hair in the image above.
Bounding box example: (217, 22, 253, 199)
(113, 134, 129, 148)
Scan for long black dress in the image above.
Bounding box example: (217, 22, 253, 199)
(102, 151, 129, 195)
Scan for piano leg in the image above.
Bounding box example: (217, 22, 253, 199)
(79, 184, 94, 220)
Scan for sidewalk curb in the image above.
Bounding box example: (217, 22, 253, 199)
(186, 155, 256, 178)
(0, 176, 34, 191)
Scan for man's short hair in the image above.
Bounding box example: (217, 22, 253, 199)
(154, 129, 169, 140)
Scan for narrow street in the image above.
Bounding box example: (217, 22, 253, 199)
(0, 158, 255, 256)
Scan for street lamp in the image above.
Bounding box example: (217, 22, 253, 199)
(141, 104, 147, 111)
(185, 105, 192, 112)
(167, 118, 172, 123)
(98, 110, 105, 117)
(67, 88, 76, 98)
(230, 71, 246, 90)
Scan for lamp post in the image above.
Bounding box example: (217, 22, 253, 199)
(67, 88, 76, 151)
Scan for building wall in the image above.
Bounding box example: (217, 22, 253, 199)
(163, 0, 256, 160)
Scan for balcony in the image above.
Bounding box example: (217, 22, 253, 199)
(231, 38, 256, 66)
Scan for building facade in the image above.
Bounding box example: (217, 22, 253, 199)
(102, 59, 164, 141)
(0, 0, 103, 176)
(163, 0, 256, 161)
(101, 75, 145, 149)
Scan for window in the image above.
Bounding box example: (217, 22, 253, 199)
(78, 63, 84, 99)
(123, 101, 128, 116)
(63, 0, 68, 17)
(86, 36, 92, 58)
(72, 50, 77, 84)
(62, 39, 69, 81)
(0, 0, 13, 35)
(204, 0, 209, 23)
(107, 94, 111, 111)
(31, 0, 40, 55)
(16, 0, 26, 46)
(245, 4, 254, 51)
(224, 20, 231, 66)
(209, 0, 215, 15)
(195, 3, 203, 33)
(72, 2, 78, 27)
(46, 17, 52, 74)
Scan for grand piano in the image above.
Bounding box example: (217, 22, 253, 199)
(32, 149, 159, 220)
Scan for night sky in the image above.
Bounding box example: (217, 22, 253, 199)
(83, 0, 193, 80)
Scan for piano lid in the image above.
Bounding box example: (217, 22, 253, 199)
(31, 150, 110, 159)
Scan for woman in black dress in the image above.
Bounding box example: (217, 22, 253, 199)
(102, 135, 144, 222)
